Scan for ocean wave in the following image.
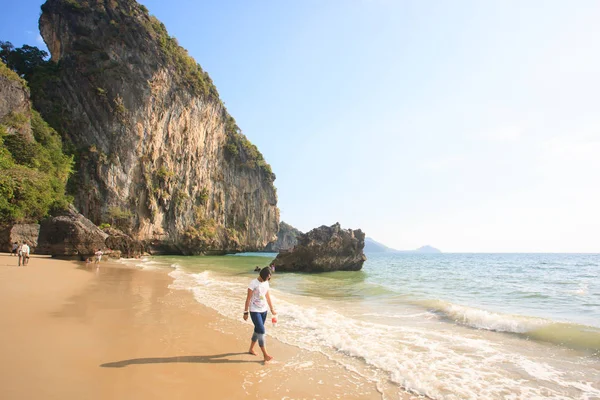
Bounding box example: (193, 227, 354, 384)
(361, 311, 436, 319)
(528, 324, 600, 353)
(520, 293, 551, 299)
(169, 268, 209, 290)
(116, 256, 175, 270)
(421, 300, 600, 352)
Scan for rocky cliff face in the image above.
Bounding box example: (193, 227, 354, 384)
(264, 221, 302, 252)
(273, 223, 367, 272)
(0, 65, 32, 138)
(34, 0, 278, 254)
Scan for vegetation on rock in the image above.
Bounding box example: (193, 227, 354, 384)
(0, 61, 73, 224)
(224, 115, 275, 181)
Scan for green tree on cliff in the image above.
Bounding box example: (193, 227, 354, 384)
(0, 41, 49, 80)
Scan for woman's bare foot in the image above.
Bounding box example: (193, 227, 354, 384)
(249, 348, 258, 356)
(263, 354, 274, 363)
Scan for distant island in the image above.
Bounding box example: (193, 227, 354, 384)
(364, 237, 397, 253)
(364, 238, 441, 254)
(399, 245, 442, 254)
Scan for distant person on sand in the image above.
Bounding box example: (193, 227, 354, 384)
(17, 243, 23, 266)
(11, 242, 18, 256)
(254, 266, 261, 272)
(243, 267, 277, 363)
(94, 249, 103, 264)
(18, 242, 30, 266)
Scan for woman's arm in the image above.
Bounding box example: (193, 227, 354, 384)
(243, 288, 252, 320)
(265, 291, 276, 315)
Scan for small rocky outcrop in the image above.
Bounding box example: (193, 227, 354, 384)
(36, 205, 108, 259)
(0, 224, 40, 252)
(264, 221, 302, 252)
(272, 223, 367, 272)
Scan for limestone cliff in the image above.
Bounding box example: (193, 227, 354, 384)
(264, 221, 302, 252)
(34, 0, 279, 254)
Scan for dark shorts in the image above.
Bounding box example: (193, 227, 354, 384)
(250, 311, 267, 334)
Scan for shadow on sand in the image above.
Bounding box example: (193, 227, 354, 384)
(101, 352, 261, 368)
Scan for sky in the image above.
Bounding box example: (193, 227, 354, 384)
(1, 0, 599, 253)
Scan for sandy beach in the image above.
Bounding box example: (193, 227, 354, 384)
(0, 253, 394, 400)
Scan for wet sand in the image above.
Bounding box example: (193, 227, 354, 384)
(0, 253, 399, 400)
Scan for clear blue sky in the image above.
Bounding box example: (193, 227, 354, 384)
(2, 0, 599, 252)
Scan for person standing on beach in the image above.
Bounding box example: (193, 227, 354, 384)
(94, 249, 103, 264)
(11, 242, 18, 256)
(17, 243, 23, 266)
(243, 267, 277, 363)
(18, 242, 30, 266)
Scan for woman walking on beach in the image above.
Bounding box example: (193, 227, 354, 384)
(243, 267, 277, 363)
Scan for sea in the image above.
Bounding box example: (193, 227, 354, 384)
(120, 252, 600, 399)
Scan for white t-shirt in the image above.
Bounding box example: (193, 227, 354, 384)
(248, 278, 270, 313)
(20, 244, 30, 255)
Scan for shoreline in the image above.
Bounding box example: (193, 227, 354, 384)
(0, 253, 407, 399)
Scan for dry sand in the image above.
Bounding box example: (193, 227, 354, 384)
(0, 253, 394, 400)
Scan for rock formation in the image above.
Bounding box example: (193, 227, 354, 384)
(0, 224, 40, 252)
(264, 221, 302, 252)
(272, 223, 367, 272)
(103, 226, 145, 258)
(37, 205, 111, 259)
(32, 0, 279, 255)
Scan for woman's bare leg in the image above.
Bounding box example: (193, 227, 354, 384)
(260, 345, 273, 362)
(248, 340, 258, 355)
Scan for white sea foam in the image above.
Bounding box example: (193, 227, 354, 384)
(116, 257, 170, 270)
(424, 300, 550, 333)
(167, 266, 600, 399)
